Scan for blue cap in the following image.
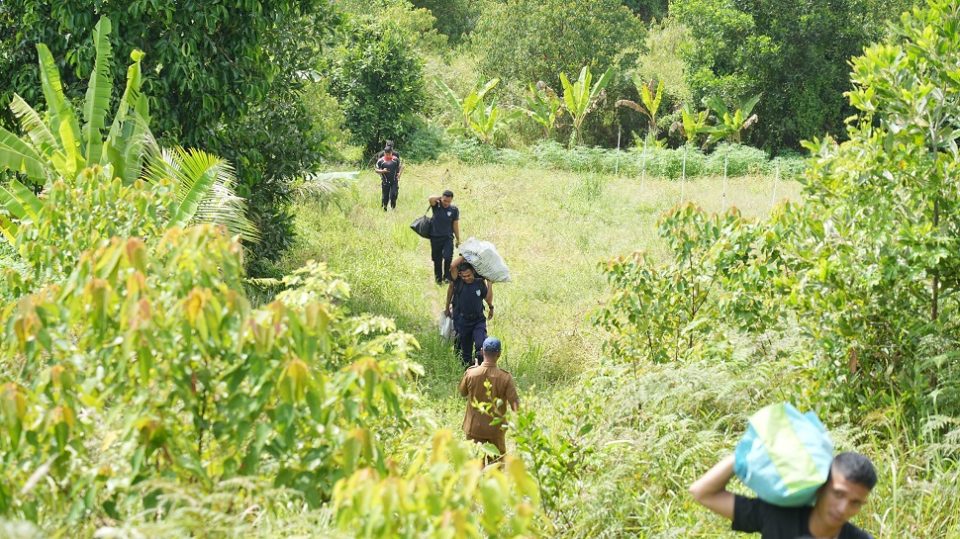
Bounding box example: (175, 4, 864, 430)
(482, 337, 502, 353)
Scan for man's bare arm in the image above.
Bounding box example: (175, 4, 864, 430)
(689, 454, 736, 520)
(453, 220, 460, 246)
(445, 282, 455, 315)
(428, 194, 442, 205)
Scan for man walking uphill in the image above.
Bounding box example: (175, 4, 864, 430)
(428, 190, 460, 284)
(690, 452, 877, 538)
(459, 337, 519, 464)
(374, 146, 402, 211)
(446, 262, 493, 366)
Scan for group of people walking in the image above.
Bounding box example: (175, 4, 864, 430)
(375, 143, 517, 464)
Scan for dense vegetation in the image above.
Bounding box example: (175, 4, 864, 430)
(2, 0, 959, 537)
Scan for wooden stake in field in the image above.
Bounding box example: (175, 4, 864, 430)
(615, 124, 621, 176)
(770, 161, 780, 209)
(640, 137, 648, 189)
(722, 153, 729, 207)
(679, 144, 687, 205)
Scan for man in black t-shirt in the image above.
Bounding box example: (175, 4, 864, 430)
(689, 452, 877, 539)
(427, 189, 460, 284)
(374, 146, 402, 211)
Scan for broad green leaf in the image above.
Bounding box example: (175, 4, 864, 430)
(83, 17, 114, 164)
(37, 44, 83, 175)
(9, 95, 58, 159)
(0, 128, 47, 180)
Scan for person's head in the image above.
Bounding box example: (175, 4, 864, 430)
(458, 262, 476, 283)
(481, 337, 501, 363)
(813, 452, 876, 528)
(441, 189, 454, 208)
(383, 146, 394, 160)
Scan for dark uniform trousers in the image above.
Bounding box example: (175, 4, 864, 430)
(381, 179, 398, 209)
(455, 314, 487, 367)
(430, 235, 454, 282)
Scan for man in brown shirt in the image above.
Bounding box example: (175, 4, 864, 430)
(458, 337, 519, 460)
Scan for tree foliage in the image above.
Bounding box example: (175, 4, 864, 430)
(470, 0, 643, 146)
(673, 0, 914, 151)
(598, 0, 960, 424)
(328, 18, 426, 155)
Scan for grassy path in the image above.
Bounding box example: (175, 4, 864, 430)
(281, 162, 796, 426)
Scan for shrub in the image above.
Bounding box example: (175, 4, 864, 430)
(646, 145, 707, 179)
(705, 143, 770, 176)
(0, 227, 422, 525)
(333, 431, 540, 538)
(403, 119, 448, 162)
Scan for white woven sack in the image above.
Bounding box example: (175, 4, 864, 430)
(460, 237, 511, 282)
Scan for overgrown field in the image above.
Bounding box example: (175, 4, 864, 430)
(283, 162, 796, 398)
(285, 162, 960, 537)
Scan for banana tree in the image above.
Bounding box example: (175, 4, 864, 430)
(704, 94, 761, 145)
(670, 104, 710, 147)
(435, 78, 507, 144)
(560, 65, 613, 147)
(0, 16, 257, 244)
(520, 82, 564, 139)
(616, 78, 664, 142)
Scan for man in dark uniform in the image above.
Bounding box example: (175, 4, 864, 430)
(689, 452, 877, 539)
(428, 190, 460, 284)
(374, 146, 402, 211)
(458, 337, 519, 464)
(446, 262, 493, 367)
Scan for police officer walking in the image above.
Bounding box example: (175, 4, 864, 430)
(446, 262, 493, 367)
(374, 145, 402, 211)
(427, 190, 460, 284)
(458, 337, 519, 464)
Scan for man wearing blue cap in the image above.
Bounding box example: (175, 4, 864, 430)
(458, 337, 519, 462)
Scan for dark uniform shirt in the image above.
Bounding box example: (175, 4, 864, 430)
(733, 495, 873, 539)
(458, 364, 519, 440)
(453, 279, 487, 320)
(430, 203, 459, 238)
(376, 156, 401, 183)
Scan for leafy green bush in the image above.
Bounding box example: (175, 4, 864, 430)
(0, 226, 421, 527)
(402, 119, 448, 162)
(705, 143, 769, 176)
(333, 430, 540, 538)
(645, 145, 707, 179)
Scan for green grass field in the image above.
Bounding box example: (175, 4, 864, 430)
(282, 163, 799, 444)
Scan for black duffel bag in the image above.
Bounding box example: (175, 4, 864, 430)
(410, 205, 432, 238)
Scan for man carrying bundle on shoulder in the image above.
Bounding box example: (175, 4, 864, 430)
(690, 451, 877, 538)
(446, 261, 493, 367)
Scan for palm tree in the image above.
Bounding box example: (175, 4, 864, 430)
(0, 17, 258, 244)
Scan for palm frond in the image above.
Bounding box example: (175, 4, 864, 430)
(82, 17, 114, 164)
(145, 147, 259, 242)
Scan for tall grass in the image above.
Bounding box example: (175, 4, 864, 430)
(282, 162, 959, 537)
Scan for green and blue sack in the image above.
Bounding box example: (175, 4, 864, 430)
(734, 403, 834, 507)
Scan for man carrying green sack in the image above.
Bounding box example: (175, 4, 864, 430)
(689, 403, 877, 538)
